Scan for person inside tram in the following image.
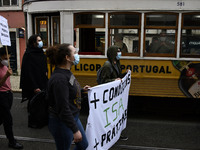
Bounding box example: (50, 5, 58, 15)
(146, 36, 159, 53)
(113, 33, 128, 53)
(148, 31, 174, 54)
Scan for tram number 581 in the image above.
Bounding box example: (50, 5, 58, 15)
(177, 2, 185, 6)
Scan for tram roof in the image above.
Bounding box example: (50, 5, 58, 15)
(23, 0, 200, 12)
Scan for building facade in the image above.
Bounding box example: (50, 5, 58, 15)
(0, 0, 26, 74)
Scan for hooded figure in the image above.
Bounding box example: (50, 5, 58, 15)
(99, 46, 129, 141)
(20, 35, 48, 103)
(100, 46, 126, 84)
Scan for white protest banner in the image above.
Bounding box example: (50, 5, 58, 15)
(86, 70, 131, 150)
(0, 15, 11, 46)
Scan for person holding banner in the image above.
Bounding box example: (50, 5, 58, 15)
(46, 43, 89, 150)
(100, 45, 129, 141)
(20, 34, 48, 128)
(0, 47, 23, 149)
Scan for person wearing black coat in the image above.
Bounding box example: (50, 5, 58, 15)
(20, 34, 48, 128)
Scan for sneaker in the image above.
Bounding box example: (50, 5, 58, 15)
(8, 141, 23, 149)
(120, 135, 128, 141)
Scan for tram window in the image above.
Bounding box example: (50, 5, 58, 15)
(75, 13, 104, 27)
(181, 29, 200, 55)
(74, 13, 105, 55)
(36, 17, 48, 48)
(183, 14, 200, 27)
(110, 13, 140, 26)
(109, 13, 141, 55)
(146, 14, 177, 27)
(144, 13, 178, 57)
(181, 13, 200, 57)
(145, 29, 175, 54)
(74, 28, 105, 55)
(52, 17, 60, 45)
(109, 29, 139, 53)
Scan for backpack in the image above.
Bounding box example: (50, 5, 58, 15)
(97, 61, 113, 85)
(28, 90, 48, 128)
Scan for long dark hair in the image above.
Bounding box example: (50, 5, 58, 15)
(27, 34, 41, 48)
(46, 43, 71, 66)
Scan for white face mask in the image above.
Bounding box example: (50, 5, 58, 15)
(116, 52, 122, 60)
(160, 37, 166, 42)
(73, 54, 80, 65)
(38, 41, 43, 48)
(0, 58, 9, 66)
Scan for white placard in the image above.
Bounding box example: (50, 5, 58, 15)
(0, 16, 11, 46)
(86, 70, 131, 150)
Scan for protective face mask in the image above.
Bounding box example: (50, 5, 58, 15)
(73, 54, 80, 65)
(0, 58, 9, 66)
(160, 37, 166, 42)
(38, 41, 43, 48)
(116, 52, 122, 60)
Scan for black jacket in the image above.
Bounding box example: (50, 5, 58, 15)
(47, 68, 82, 133)
(20, 46, 48, 100)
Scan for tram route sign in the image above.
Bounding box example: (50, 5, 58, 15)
(0, 15, 11, 46)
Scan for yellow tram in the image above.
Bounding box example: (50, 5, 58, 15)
(23, 0, 200, 98)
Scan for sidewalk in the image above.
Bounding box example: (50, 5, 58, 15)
(10, 75, 21, 92)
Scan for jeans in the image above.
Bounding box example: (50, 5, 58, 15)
(48, 114, 88, 150)
(0, 91, 15, 143)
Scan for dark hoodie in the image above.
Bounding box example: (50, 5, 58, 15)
(101, 46, 126, 84)
(20, 46, 48, 101)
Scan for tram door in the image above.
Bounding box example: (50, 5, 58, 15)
(8, 32, 17, 74)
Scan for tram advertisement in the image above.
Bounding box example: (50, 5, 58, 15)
(85, 70, 131, 150)
(172, 60, 200, 98)
(72, 59, 178, 78)
(71, 59, 200, 98)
